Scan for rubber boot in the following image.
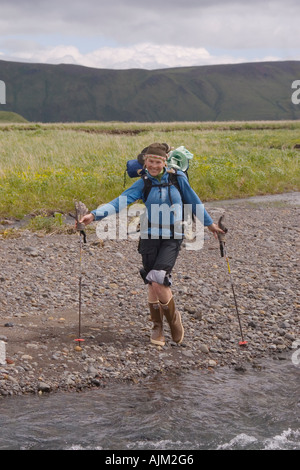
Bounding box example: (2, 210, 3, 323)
(149, 301, 165, 346)
(160, 296, 184, 344)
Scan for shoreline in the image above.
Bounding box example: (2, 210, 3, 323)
(0, 192, 299, 397)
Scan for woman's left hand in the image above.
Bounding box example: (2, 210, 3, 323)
(207, 223, 225, 239)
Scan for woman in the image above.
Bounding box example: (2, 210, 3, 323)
(79, 143, 224, 347)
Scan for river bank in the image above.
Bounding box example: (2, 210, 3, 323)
(0, 193, 299, 397)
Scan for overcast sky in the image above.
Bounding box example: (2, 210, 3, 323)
(0, 0, 299, 69)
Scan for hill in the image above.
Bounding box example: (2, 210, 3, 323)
(0, 110, 28, 122)
(0, 59, 299, 122)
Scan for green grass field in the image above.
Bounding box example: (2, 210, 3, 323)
(0, 121, 299, 221)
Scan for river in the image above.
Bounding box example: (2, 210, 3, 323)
(0, 353, 299, 451)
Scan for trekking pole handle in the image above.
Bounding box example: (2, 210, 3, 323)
(217, 215, 228, 258)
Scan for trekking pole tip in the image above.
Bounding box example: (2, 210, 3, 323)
(74, 338, 85, 351)
(239, 340, 248, 346)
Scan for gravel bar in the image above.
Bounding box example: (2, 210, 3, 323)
(0, 192, 299, 396)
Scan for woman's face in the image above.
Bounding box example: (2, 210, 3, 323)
(145, 156, 165, 177)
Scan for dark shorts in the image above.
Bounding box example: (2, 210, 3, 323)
(138, 238, 182, 275)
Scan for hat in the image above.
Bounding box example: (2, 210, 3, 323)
(144, 143, 168, 161)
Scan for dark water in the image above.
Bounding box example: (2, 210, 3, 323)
(0, 355, 299, 451)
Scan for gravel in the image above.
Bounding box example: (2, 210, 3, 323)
(0, 192, 299, 397)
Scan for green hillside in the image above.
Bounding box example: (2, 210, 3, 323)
(0, 110, 28, 122)
(0, 59, 299, 122)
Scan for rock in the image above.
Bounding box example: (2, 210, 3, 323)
(234, 363, 247, 372)
(22, 247, 39, 257)
(184, 306, 196, 314)
(199, 344, 210, 354)
(87, 365, 99, 375)
(38, 382, 51, 393)
(21, 355, 33, 361)
(208, 360, 217, 367)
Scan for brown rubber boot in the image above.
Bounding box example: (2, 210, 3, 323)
(160, 296, 184, 344)
(149, 302, 165, 346)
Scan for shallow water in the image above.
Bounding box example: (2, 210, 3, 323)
(0, 355, 299, 451)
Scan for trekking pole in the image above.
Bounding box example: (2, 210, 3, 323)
(218, 215, 247, 346)
(77, 230, 84, 343)
(73, 201, 88, 345)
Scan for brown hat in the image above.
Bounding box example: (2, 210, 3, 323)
(144, 143, 167, 160)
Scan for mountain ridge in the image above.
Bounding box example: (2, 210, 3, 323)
(0, 59, 299, 122)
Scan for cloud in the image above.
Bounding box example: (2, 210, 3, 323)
(0, 0, 299, 69)
(0, 0, 299, 48)
(1, 42, 278, 70)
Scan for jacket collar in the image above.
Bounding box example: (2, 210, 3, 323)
(146, 168, 168, 182)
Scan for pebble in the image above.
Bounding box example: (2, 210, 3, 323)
(0, 195, 299, 396)
(199, 344, 210, 354)
(38, 382, 51, 393)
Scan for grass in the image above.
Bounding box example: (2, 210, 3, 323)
(0, 120, 299, 220)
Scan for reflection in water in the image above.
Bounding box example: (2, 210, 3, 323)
(0, 357, 299, 450)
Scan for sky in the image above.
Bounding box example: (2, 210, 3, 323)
(0, 0, 299, 70)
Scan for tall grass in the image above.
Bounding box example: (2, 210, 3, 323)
(0, 121, 299, 218)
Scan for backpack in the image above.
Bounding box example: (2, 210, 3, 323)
(125, 145, 195, 236)
(124, 145, 193, 203)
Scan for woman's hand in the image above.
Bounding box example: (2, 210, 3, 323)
(76, 213, 95, 228)
(207, 223, 225, 239)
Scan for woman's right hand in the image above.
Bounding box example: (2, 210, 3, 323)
(78, 213, 95, 227)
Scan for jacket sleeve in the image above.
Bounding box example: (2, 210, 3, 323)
(91, 179, 144, 221)
(176, 172, 213, 226)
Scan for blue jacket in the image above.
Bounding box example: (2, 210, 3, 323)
(91, 169, 213, 238)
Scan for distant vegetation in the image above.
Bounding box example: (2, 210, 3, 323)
(0, 111, 28, 122)
(0, 121, 299, 221)
(0, 59, 300, 122)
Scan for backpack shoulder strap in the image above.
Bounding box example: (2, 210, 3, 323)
(141, 174, 152, 202)
(142, 170, 184, 203)
(167, 169, 185, 200)
(167, 169, 179, 187)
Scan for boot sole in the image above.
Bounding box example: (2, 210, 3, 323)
(150, 337, 166, 347)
